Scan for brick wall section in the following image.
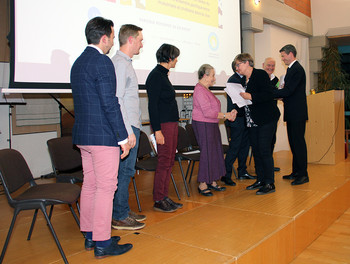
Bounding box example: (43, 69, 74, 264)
(285, 0, 311, 17)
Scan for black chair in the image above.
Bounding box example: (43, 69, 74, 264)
(184, 123, 200, 150)
(175, 126, 200, 195)
(0, 149, 81, 264)
(186, 123, 229, 154)
(47, 136, 83, 184)
(133, 131, 181, 211)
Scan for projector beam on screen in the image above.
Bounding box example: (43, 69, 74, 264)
(10, 0, 241, 93)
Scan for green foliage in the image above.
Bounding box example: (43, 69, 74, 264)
(318, 43, 349, 92)
(318, 42, 350, 128)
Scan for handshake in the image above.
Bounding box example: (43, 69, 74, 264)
(225, 109, 237, 122)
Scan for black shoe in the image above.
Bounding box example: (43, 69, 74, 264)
(198, 187, 213, 196)
(153, 200, 177, 212)
(283, 173, 297, 180)
(256, 184, 275, 195)
(221, 177, 236, 186)
(94, 242, 133, 259)
(208, 183, 226, 192)
(246, 181, 264, 190)
(291, 176, 309, 185)
(85, 236, 120, 251)
(164, 197, 183, 209)
(274, 167, 281, 172)
(237, 173, 257, 180)
(85, 238, 95, 251)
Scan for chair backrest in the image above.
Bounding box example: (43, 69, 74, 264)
(177, 126, 191, 151)
(0, 149, 34, 196)
(47, 136, 82, 172)
(137, 131, 154, 158)
(185, 124, 199, 148)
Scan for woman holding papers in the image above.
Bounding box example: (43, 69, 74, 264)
(146, 44, 183, 212)
(192, 64, 237, 196)
(236, 53, 280, 195)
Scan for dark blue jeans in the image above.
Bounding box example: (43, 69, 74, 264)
(112, 126, 140, 220)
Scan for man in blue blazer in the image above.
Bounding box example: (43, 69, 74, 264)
(274, 44, 309, 185)
(71, 16, 132, 259)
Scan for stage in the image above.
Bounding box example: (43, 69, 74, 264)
(1, 150, 350, 263)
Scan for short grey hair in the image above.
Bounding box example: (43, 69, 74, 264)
(234, 53, 254, 67)
(279, 44, 297, 57)
(198, 64, 214, 80)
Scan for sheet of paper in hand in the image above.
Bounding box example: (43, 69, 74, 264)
(224, 83, 252, 108)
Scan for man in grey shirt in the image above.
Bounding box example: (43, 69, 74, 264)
(111, 24, 145, 230)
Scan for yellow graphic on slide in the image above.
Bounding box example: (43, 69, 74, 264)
(120, 0, 146, 9)
(120, 0, 219, 27)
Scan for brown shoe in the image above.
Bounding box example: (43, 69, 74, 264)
(153, 200, 177, 213)
(164, 197, 183, 209)
(128, 211, 146, 222)
(112, 216, 145, 230)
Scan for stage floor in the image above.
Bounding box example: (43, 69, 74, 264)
(1, 150, 350, 264)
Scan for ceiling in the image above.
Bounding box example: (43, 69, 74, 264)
(328, 35, 350, 47)
(326, 26, 350, 47)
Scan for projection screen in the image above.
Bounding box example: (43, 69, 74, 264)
(6, 0, 241, 93)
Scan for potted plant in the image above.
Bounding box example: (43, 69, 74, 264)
(318, 41, 350, 128)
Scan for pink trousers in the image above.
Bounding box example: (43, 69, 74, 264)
(78, 145, 120, 241)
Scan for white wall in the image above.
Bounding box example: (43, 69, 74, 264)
(11, 131, 58, 178)
(0, 62, 57, 178)
(311, 0, 350, 36)
(255, 24, 310, 91)
(0, 106, 9, 150)
(0, 108, 57, 179)
(254, 24, 310, 152)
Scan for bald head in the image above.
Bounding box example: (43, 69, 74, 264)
(263, 57, 276, 77)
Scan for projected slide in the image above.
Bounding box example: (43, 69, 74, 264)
(12, 0, 241, 90)
(144, 0, 218, 27)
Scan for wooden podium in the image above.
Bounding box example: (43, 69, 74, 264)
(305, 90, 345, 164)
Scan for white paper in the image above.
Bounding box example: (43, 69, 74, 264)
(224, 83, 252, 108)
(149, 133, 157, 153)
(149, 133, 178, 154)
(279, 75, 285, 89)
(182, 150, 200, 155)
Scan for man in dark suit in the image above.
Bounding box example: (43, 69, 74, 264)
(223, 60, 256, 186)
(263, 57, 280, 172)
(71, 17, 132, 259)
(274, 44, 309, 185)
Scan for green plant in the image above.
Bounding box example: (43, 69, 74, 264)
(318, 41, 350, 128)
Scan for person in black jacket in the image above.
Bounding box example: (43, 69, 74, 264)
(262, 57, 280, 172)
(237, 53, 280, 195)
(223, 60, 256, 187)
(146, 43, 183, 212)
(274, 44, 309, 186)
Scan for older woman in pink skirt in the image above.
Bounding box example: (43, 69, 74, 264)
(192, 64, 237, 196)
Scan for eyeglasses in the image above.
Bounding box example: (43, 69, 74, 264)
(235, 62, 245, 68)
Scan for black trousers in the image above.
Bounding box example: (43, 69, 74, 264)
(286, 120, 308, 177)
(224, 117, 250, 178)
(249, 120, 277, 184)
